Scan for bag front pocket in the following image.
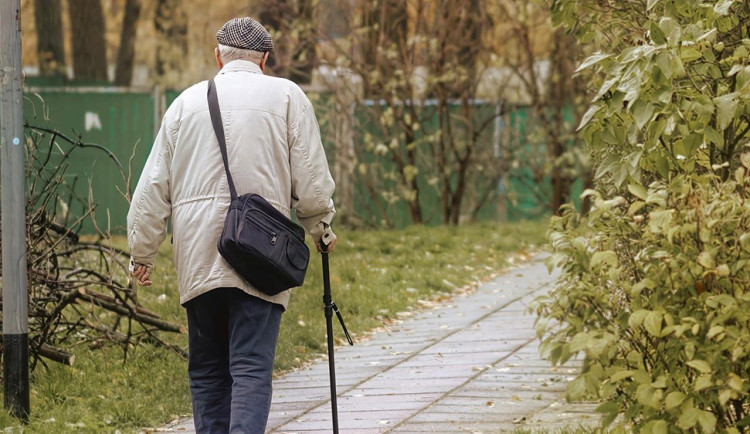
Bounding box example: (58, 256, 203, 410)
(238, 210, 280, 258)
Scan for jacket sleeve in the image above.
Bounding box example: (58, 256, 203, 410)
(126, 109, 175, 270)
(288, 92, 336, 241)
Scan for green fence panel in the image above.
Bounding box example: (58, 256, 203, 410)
(346, 100, 550, 228)
(20, 85, 578, 234)
(23, 89, 156, 234)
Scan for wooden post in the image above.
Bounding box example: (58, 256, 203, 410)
(1, 0, 30, 420)
(325, 68, 361, 224)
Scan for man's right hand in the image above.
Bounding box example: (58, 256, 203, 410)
(317, 227, 337, 253)
(132, 264, 153, 286)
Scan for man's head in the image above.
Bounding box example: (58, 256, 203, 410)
(215, 17, 273, 71)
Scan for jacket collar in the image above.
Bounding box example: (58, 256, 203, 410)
(217, 60, 263, 76)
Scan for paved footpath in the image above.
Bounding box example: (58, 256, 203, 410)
(148, 256, 600, 433)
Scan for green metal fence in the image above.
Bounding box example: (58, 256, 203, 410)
(22, 85, 573, 234)
(24, 87, 157, 233)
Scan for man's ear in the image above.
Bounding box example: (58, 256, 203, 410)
(215, 47, 223, 69)
(260, 51, 269, 73)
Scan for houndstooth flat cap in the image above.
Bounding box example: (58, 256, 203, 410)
(216, 17, 274, 52)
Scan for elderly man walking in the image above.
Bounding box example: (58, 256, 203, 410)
(127, 17, 337, 433)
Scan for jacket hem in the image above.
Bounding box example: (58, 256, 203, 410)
(179, 278, 290, 311)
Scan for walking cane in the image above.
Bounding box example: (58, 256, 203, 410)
(320, 241, 353, 434)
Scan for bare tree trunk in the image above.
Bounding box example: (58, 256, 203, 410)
(333, 102, 356, 223)
(289, 0, 316, 84)
(403, 121, 423, 225)
(154, 0, 188, 83)
(68, 0, 108, 82)
(34, 0, 66, 76)
(258, 0, 292, 76)
(114, 0, 142, 86)
(547, 28, 578, 214)
(327, 71, 360, 224)
(455, 0, 484, 97)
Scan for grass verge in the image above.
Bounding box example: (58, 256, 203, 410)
(0, 219, 548, 432)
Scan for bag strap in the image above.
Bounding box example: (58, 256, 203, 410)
(207, 79, 238, 201)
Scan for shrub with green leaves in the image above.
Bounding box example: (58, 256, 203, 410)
(536, 0, 750, 432)
(537, 164, 750, 432)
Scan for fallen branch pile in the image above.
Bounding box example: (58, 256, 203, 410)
(0, 123, 185, 370)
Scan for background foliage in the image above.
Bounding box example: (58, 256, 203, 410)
(21, 0, 590, 227)
(535, 0, 750, 432)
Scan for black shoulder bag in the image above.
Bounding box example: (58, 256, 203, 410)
(207, 79, 310, 296)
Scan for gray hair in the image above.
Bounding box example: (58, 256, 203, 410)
(218, 43, 266, 64)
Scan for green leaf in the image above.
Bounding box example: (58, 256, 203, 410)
(697, 410, 717, 433)
(681, 47, 702, 62)
(578, 105, 601, 131)
(697, 251, 715, 269)
(602, 409, 619, 427)
(650, 21, 666, 44)
(611, 425, 629, 434)
(633, 100, 655, 130)
(742, 153, 750, 170)
(737, 414, 750, 427)
(594, 77, 619, 101)
(576, 52, 613, 73)
(727, 373, 744, 391)
(697, 28, 718, 43)
(714, 0, 734, 15)
(652, 376, 667, 388)
(629, 309, 650, 327)
(714, 92, 739, 131)
(687, 359, 712, 374)
(707, 326, 725, 339)
(569, 332, 591, 352)
(644, 311, 663, 336)
(665, 391, 686, 411)
(587, 336, 613, 358)
(705, 125, 724, 149)
(684, 132, 702, 157)
(596, 401, 620, 414)
(654, 153, 670, 178)
(647, 0, 659, 11)
(674, 54, 687, 77)
(631, 278, 654, 296)
(642, 420, 668, 434)
(695, 374, 713, 391)
(678, 406, 700, 430)
(655, 51, 672, 78)
(591, 251, 618, 268)
(567, 375, 588, 400)
(628, 184, 648, 201)
(649, 209, 673, 232)
(737, 65, 750, 89)
(719, 389, 734, 406)
(636, 384, 663, 409)
(610, 370, 636, 382)
(659, 17, 681, 45)
(633, 370, 652, 384)
(728, 63, 744, 77)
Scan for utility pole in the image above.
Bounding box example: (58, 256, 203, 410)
(1, 0, 31, 420)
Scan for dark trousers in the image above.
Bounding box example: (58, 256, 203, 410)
(185, 288, 283, 434)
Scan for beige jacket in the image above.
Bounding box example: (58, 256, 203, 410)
(127, 60, 336, 309)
